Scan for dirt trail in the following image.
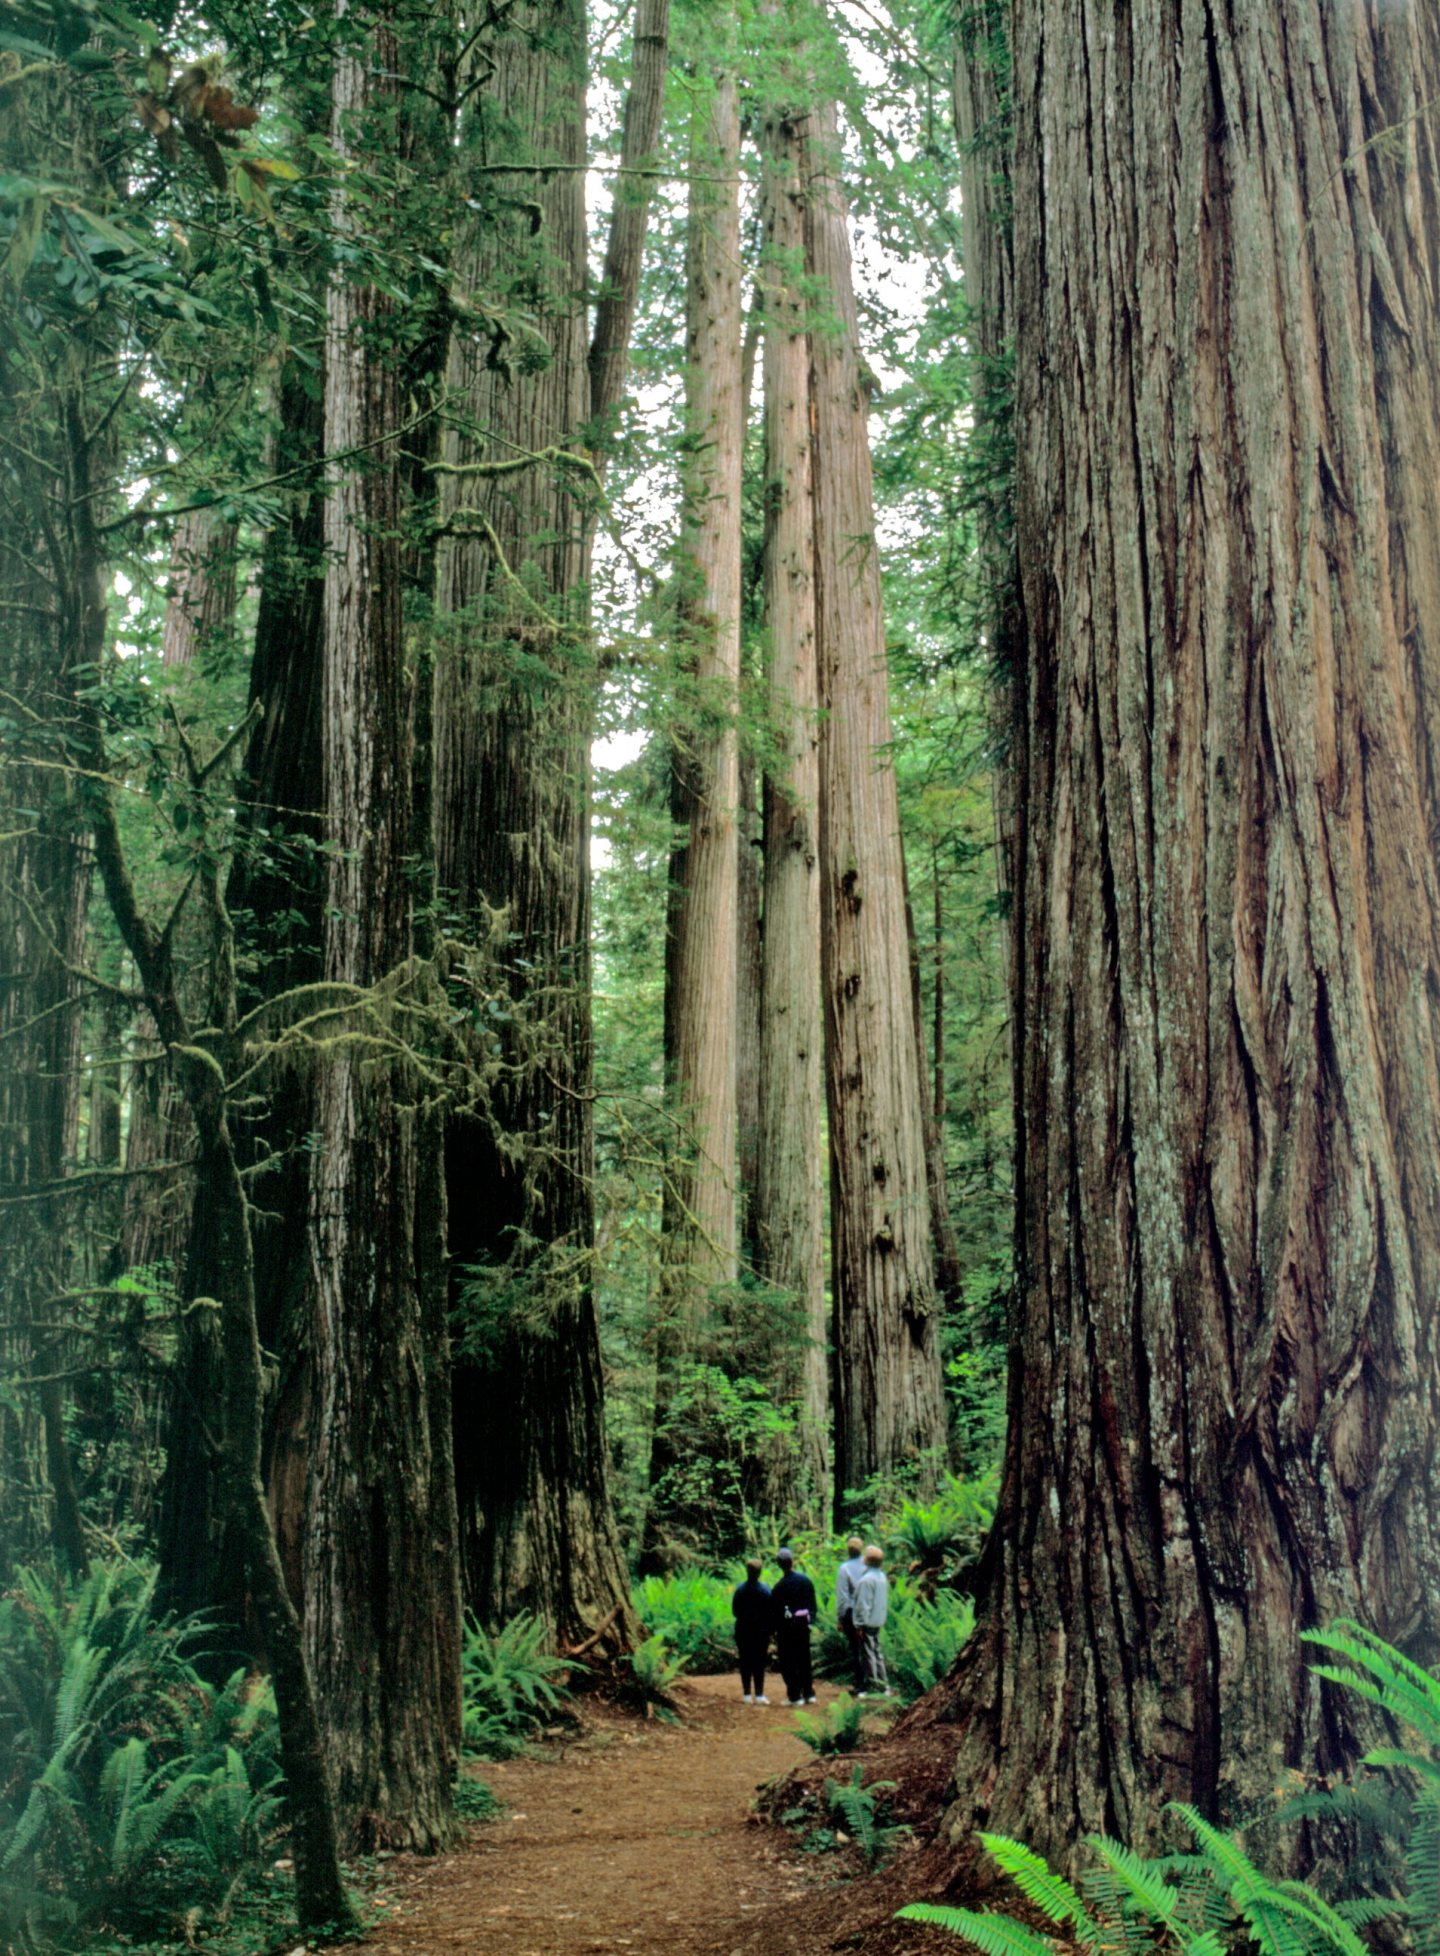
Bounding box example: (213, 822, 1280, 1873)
(355, 1675, 956, 1956)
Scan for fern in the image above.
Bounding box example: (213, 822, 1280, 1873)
(793, 1691, 889, 1756)
(461, 1610, 580, 1755)
(826, 1764, 910, 1867)
(896, 1904, 1056, 1956)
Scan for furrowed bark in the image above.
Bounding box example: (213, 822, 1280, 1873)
(805, 99, 945, 1517)
(645, 60, 745, 1559)
(930, 0, 1440, 1873)
(755, 103, 828, 1516)
(437, 0, 635, 1651)
(304, 8, 460, 1851)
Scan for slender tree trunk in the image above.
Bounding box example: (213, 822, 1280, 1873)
(929, 0, 1440, 1874)
(662, 66, 744, 1303)
(904, 852, 965, 1307)
(161, 508, 238, 669)
(644, 60, 745, 1560)
(302, 11, 460, 1851)
(436, 0, 636, 1651)
(755, 104, 827, 1515)
(805, 100, 945, 1517)
(736, 748, 763, 1262)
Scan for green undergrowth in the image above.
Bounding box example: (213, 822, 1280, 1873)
(461, 1609, 581, 1758)
(900, 1620, 1440, 1956)
(635, 1560, 976, 1703)
(0, 1559, 294, 1955)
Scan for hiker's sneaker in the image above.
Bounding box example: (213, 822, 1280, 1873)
(754, 1694, 770, 1705)
(785, 1698, 804, 1707)
(742, 1692, 753, 1704)
(804, 1695, 818, 1704)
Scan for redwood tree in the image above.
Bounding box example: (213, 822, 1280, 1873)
(755, 100, 828, 1511)
(435, 0, 642, 1650)
(932, 0, 1440, 1871)
(301, 7, 460, 1850)
(806, 98, 946, 1514)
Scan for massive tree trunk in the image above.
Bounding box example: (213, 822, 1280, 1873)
(755, 104, 828, 1515)
(805, 100, 945, 1515)
(436, 0, 635, 1650)
(930, 0, 1440, 1873)
(302, 12, 460, 1851)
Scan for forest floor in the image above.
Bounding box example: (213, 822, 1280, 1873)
(349, 1673, 965, 1956)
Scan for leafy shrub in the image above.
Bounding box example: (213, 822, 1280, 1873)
(453, 1773, 504, 1823)
(620, 1635, 687, 1721)
(461, 1610, 579, 1758)
(898, 1621, 1440, 1956)
(633, 1571, 736, 1671)
(890, 1471, 997, 1593)
(898, 1809, 1368, 1956)
(793, 1692, 893, 1756)
(883, 1587, 976, 1702)
(0, 1559, 285, 1952)
(826, 1765, 910, 1868)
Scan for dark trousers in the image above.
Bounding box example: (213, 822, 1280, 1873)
(776, 1628, 813, 1703)
(840, 1611, 865, 1692)
(737, 1635, 768, 1696)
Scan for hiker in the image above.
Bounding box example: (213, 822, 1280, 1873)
(834, 1534, 867, 1693)
(732, 1556, 772, 1705)
(770, 1546, 819, 1707)
(852, 1543, 890, 1696)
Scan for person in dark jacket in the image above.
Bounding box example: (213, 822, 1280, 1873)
(732, 1557, 772, 1704)
(770, 1546, 818, 1706)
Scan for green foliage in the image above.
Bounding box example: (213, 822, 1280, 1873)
(794, 1692, 893, 1757)
(461, 1611, 579, 1758)
(0, 1559, 284, 1953)
(898, 1810, 1367, 1956)
(825, 1765, 910, 1869)
(890, 1470, 997, 1591)
(1282, 1620, 1440, 1944)
(634, 1571, 737, 1671)
(882, 1588, 977, 1702)
(453, 1773, 504, 1823)
(620, 1636, 687, 1722)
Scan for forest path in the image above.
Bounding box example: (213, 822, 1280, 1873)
(355, 1672, 943, 1956)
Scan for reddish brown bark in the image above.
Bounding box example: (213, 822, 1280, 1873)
(806, 100, 946, 1514)
(932, 0, 1440, 1873)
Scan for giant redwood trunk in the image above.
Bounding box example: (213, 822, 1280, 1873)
(805, 101, 945, 1514)
(755, 104, 828, 1514)
(436, 0, 634, 1650)
(303, 12, 460, 1851)
(932, 0, 1440, 1871)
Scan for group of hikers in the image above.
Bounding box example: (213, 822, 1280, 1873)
(730, 1538, 891, 1707)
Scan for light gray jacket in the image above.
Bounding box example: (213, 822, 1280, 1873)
(835, 1554, 866, 1619)
(852, 1566, 889, 1630)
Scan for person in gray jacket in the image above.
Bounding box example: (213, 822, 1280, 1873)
(834, 1535, 867, 1692)
(852, 1544, 890, 1696)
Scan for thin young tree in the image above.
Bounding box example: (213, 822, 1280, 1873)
(932, 0, 1440, 1872)
(805, 97, 946, 1515)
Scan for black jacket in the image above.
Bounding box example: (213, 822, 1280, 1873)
(771, 1569, 818, 1633)
(732, 1578, 772, 1636)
